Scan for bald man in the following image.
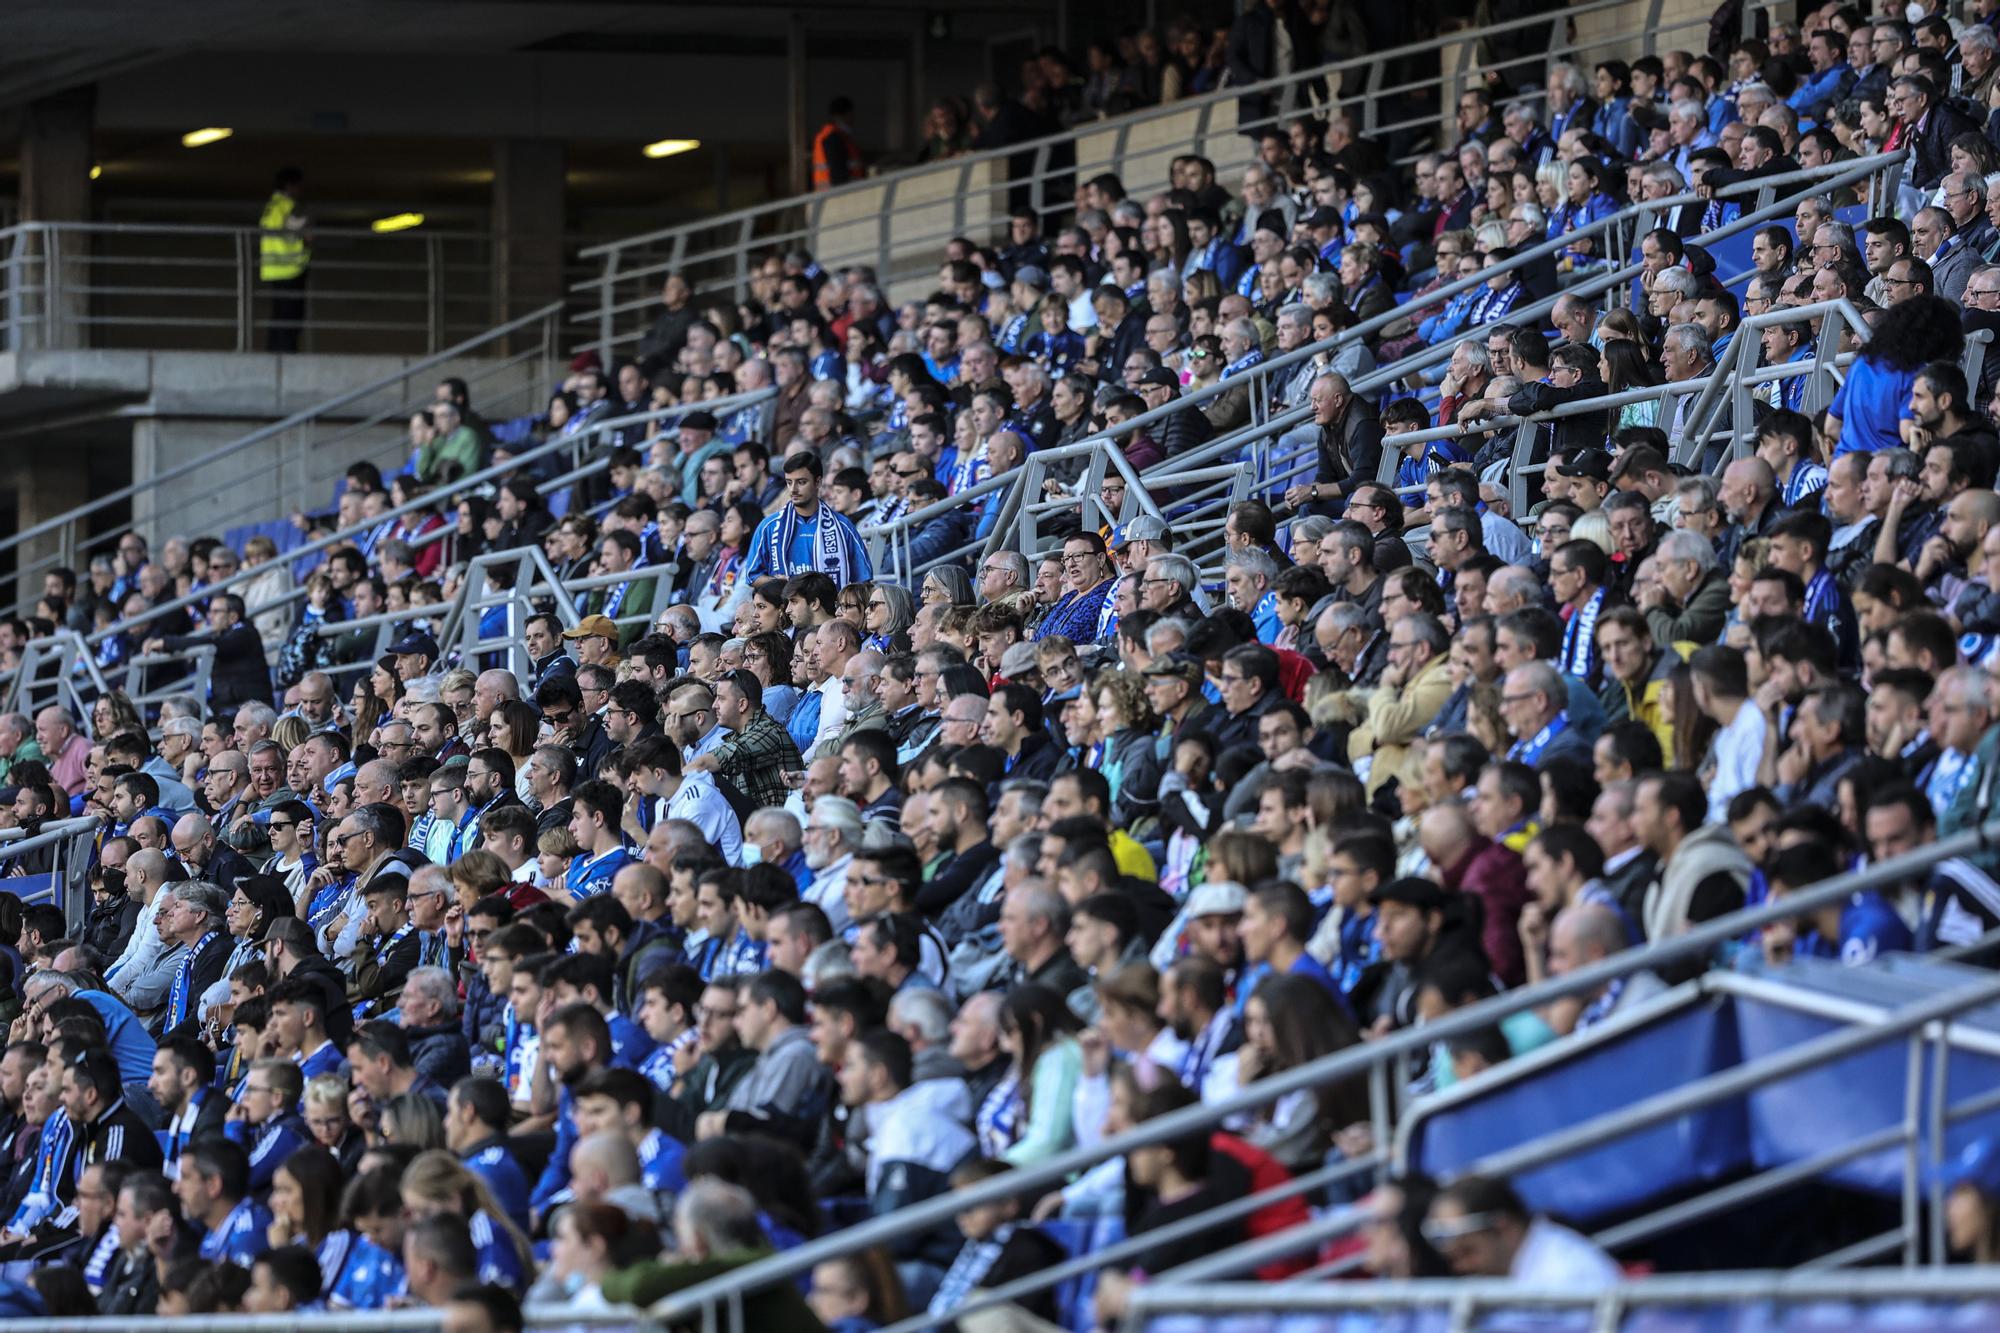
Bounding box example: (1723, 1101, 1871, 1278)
(170, 811, 254, 893)
(108, 847, 176, 1006)
(1547, 903, 1663, 1035)
(1719, 456, 1779, 567)
(1418, 802, 1531, 988)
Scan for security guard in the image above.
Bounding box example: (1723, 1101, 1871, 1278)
(260, 166, 311, 352)
(809, 97, 863, 192)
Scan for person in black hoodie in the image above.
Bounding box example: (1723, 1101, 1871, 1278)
(142, 592, 271, 713)
(83, 847, 140, 963)
(923, 1158, 1070, 1331)
(264, 919, 352, 1048)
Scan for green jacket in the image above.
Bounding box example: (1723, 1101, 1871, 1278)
(417, 426, 482, 484)
(601, 1252, 825, 1333)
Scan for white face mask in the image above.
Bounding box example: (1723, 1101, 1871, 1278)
(1906, 2, 1926, 24)
(739, 842, 763, 868)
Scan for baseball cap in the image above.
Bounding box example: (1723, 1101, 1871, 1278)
(1141, 651, 1204, 683)
(387, 631, 439, 659)
(1111, 515, 1170, 548)
(1136, 367, 1180, 392)
(1014, 265, 1050, 290)
(1556, 448, 1614, 483)
(1369, 877, 1451, 910)
(1254, 209, 1289, 238)
(981, 269, 1007, 290)
(681, 410, 719, 432)
(562, 614, 619, 642)
(999, 643, 1040, 678)
(1938, 1137, 2000, 1196)
(1304, 205, 1341, 230)
(1186, 881, 1247, 918)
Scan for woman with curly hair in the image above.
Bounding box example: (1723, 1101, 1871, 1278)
(1094, 671, 1161, 827)
(89, 690, 144, 742)
(1825, 295, 1965, 454)
(742, 629, 799, 724)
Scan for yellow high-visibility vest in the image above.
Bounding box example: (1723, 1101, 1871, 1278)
(259, 191, 309, 281)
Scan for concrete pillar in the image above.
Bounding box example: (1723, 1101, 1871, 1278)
(490, 138, 567, 339)
(18, 86, 95, 352)
(788, 18, 810, 197)
(4, 455, 91, 604)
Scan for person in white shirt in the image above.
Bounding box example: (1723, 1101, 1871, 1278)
(807, 619, 858, 759)
(107, 847, 174, 1002)
(627, 735, 741, 866)
(1423, 1173, 1622, 1291)
(1691, 642, 1766, 824)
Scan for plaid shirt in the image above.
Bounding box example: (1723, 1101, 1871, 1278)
(711, 709, 804, 809)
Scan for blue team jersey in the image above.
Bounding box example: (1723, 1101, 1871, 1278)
(463, 1144, 531, 1236)
(567, 847, 636, 898)
(199, 1196, 273, 1267)
(639, 1128, 687, 1194)
(607, 1011, 660, 1070)
(470, 1208, 529, 1291)
(328, 1235, 405, 1310)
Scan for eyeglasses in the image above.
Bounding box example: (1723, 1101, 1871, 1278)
(333, 830, 368, 846)
(1421, 1212, 1500, 1246)
(267, 821, 296, 833)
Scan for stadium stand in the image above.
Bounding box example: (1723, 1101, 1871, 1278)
(9, 0, 2000, 1329)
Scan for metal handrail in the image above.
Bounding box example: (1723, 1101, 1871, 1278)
(643, 812, 2000, 1326)
(570, 0, 1699, 342)
(0, 299, 563, 571)
(850, 153, 1904, 569)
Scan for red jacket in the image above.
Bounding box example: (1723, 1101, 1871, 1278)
(1436, 837, 1532, 987)
(1211, 1133, 1313, 1280)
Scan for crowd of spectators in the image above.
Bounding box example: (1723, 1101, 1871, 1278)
(13, 0, 2000, 1321)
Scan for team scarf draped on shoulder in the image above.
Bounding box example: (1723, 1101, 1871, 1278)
(755, 504, 872, 588)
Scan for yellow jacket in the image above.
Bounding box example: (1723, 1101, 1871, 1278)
(1350, 653, 1454, 797)
(259, 191, 309, 280)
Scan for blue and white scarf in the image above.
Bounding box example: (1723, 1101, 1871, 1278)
(1803, 568, 1840, 629)
(1782, 459, 1828, 508)
(1560, 588, 1606, 681)
(1221, 348, 1266, 380)
(748, 503, 872, 588)
(603, 552, 650, 619)
(1469, 281, 1524, 325)
(1508, 711, 1571, 765)
(974, 1070, 1022, 1159)
(1576, 975, 1627, 1029)
(167, 931, 221, 1031)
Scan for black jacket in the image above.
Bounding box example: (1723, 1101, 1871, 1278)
(159, 929, 232, 1041)
(1911, 98, 1981, 189)
(84, 891, 139, 960)
(406, 1021, 473, 1088)
(160, 622, 272, 713)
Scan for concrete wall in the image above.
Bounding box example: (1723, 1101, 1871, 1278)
(0, 347, 551, 556)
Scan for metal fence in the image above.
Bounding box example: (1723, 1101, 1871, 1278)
(1130, 1269, 2000, 1333)
(0, 299, 566, 613)
(0, 221, 576, 357)
(629, 815, 2000, 1333)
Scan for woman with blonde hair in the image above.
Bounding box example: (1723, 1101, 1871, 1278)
(271, 714, 310, 754)
(448, 849, 510, 912)
(348, 689, 388, 755)
(378, 1090, 447, 1152)
(400, 1148, 535, 1290)
(242, 532, 295, 649)
(1569, 511, 1614, 556)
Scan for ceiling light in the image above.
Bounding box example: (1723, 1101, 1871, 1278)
(642, 138, 700, 160)
(371, 213, 424, 234)
(181, 127, 233, 148)
(88, 165, 101, 180)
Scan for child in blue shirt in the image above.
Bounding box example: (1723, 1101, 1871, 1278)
(1023, 295, 1086, 379)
